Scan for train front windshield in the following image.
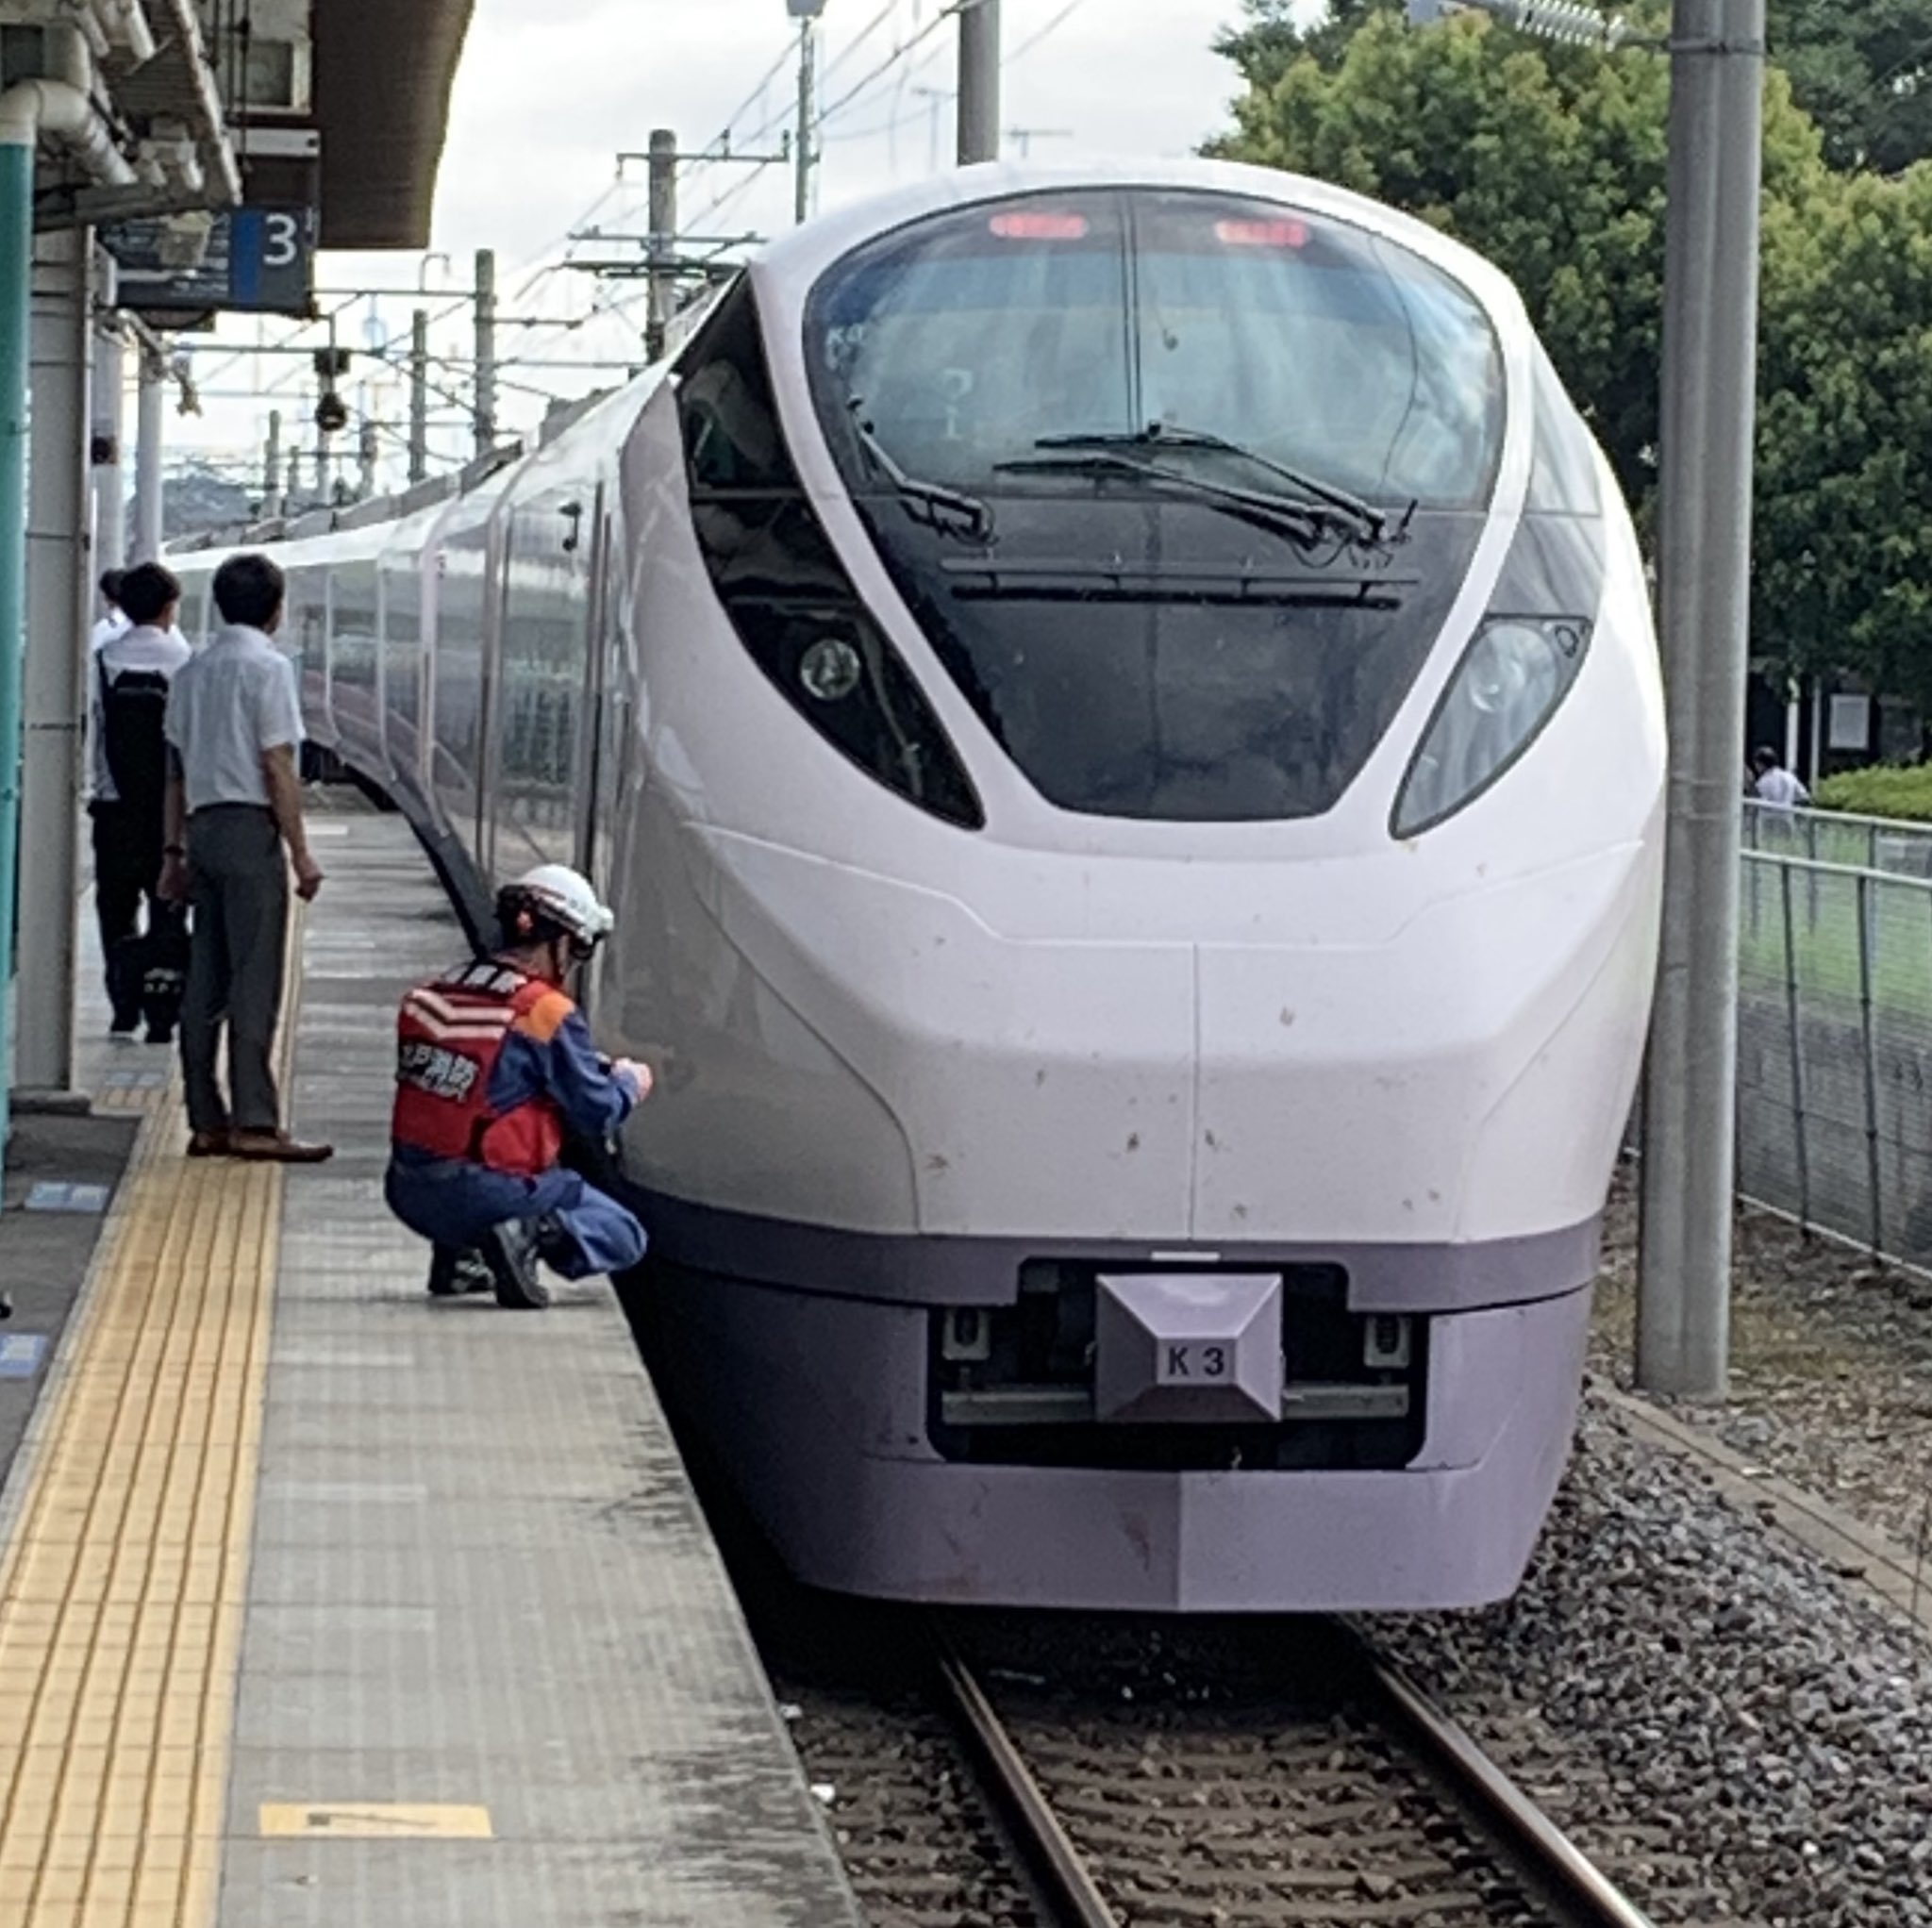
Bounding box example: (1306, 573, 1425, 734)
(806, 188, 1507, 824)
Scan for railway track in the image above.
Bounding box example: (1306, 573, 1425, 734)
(655, 1377, 1682, 1926)
(927, 1619, 1658, 1928)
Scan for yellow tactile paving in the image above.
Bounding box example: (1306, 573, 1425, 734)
(0, 923, 305, 1928)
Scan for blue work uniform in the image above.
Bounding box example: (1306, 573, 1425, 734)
(384, 959, 648, 1279)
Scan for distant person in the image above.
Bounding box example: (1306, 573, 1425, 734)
(1751, 747, 1809, 809)
(90, 568, 127, 654)
(158, 552, 331, 1163)
(384, 865, 651, 1308)
(89, 562, 192, 1039)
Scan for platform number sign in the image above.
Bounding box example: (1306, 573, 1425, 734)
(105, 205, 318, 320)
(1159, 1343, 1230, 1383)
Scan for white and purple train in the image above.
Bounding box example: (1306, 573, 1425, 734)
(175, 158, 1665, 1611)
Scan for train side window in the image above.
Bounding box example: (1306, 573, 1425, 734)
(677, 278, 796, 492)
(1525, 347, 1603, 517)
(675, 277, 985, 831)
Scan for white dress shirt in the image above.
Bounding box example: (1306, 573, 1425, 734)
(163, 623, 305, 813)
(90, 622, 192, 803)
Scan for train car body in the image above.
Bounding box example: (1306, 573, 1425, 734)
(174, 158, 1665, 1612)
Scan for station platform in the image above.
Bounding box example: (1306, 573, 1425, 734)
(0, 805, 863, 1928)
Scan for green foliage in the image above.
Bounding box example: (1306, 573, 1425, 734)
(1207, 7, 1932, 699)
(1215, 0, 1932, 173)
(1814, 765, 1932, 823)
(1770, 1, 1932, 174)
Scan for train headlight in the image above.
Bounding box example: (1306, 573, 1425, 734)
(800, 636, 864, 702)
(1391, 618, 1590, 838)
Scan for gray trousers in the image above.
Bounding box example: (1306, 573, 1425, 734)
(181, 804, 289, 1135)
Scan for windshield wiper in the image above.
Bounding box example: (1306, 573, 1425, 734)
(848, 400, 994, 543)
(993, 449, 1332, 547)
(1034, 424, 1404, 545)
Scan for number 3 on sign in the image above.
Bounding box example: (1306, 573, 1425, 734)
(263, 212, 300, 268)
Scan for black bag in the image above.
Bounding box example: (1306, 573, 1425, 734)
(140, 905, 190, 1039)
(99, 659, 171, 816)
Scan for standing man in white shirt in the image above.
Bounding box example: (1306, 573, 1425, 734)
(90, 562, 192, 1038)
(1751, 747, 1810, 809)
(159, 553, 331, 1163)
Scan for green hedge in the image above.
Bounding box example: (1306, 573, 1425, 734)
(1813, 765, 1932, 823)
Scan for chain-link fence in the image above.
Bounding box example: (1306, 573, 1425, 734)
(1737, 846, 1932, 1266)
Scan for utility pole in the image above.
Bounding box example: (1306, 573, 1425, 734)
(262, 407, 282, 518)
(645, 128, 678, 362)
(958, 0, 1001, 164)
(132, 338, 165, 561)
(357, 403, 377, 501)
(1637, 0, 1767, 1399)
(913, 85, 956, 174)
(408, 307, 429, 481)
(1007, 125, 1072, 159)
(791, 0, 825, 224)
(1405, 0, 1768, 1398)
(474, 246, 497, 459)
(313, 383, 331, 503)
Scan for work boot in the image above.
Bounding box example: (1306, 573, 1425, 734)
(427, 1246, 492, 1298)
(482, 1218, 549, 1310)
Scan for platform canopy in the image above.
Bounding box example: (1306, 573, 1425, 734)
(311, 0, 475, 249)
(2, 0, 475, 251)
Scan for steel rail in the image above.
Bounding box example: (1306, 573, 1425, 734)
(1362, 1641, 1661, 1928)
(927, 1626, 1120, 1928)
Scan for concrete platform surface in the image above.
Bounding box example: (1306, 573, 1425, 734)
(218, 806, 861, 1926)
(0, 798, 862, 1928)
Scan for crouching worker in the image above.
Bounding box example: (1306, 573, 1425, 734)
(384, 865, 652, 1309)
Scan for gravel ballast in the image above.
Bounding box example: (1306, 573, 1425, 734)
(1378, 1395, 1932, 1927)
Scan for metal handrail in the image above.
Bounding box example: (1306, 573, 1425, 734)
(1740, 846, 1932, 894)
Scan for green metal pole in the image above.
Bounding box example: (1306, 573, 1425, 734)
(0, 129, 35, 1179)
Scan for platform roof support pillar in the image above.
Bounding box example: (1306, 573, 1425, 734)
(14, 225, 92, 1100)
(0, 123, 31, 1165)
(133, 341, 165, 560)
(91, 266, 125, 577)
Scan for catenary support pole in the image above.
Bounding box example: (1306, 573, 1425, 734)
(408, 308, 428, 481)
(262, 407, 282, 517)
(312, 382, 331, 504)
(473, 247, 496, 459)
(794, 16, 817, 224)
(958, 0, 1001, 164)
(14, 226, 91, 1098)
(1636, 0, 1768, 1397)
(645, 128, 677, 361)
(132, 339, 164, 559)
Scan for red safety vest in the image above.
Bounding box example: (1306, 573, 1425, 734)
(391, 961, 566, 1177)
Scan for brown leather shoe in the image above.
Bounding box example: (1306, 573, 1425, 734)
(228, 1130, 334, 1164)
(187, 1130, 231, 1158)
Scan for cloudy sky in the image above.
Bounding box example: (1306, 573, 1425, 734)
(169, 0, 1313, 492)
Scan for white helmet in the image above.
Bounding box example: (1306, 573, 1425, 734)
(497, 864, 615, 952)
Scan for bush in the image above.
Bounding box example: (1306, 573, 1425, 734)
(1813, 765, 1932, 822)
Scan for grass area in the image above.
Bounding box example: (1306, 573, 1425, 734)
(1740, 852, 1932, 1026)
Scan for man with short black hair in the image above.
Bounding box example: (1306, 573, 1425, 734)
(90, 561, 191, 1039)
(160, 552, 331, 1163)
(91, 568, 127, 655)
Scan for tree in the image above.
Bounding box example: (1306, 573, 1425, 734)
(1206, 8, 1932, 691)
(1765, 2, 1932, 175)
(1215, 0, 1932, 174)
